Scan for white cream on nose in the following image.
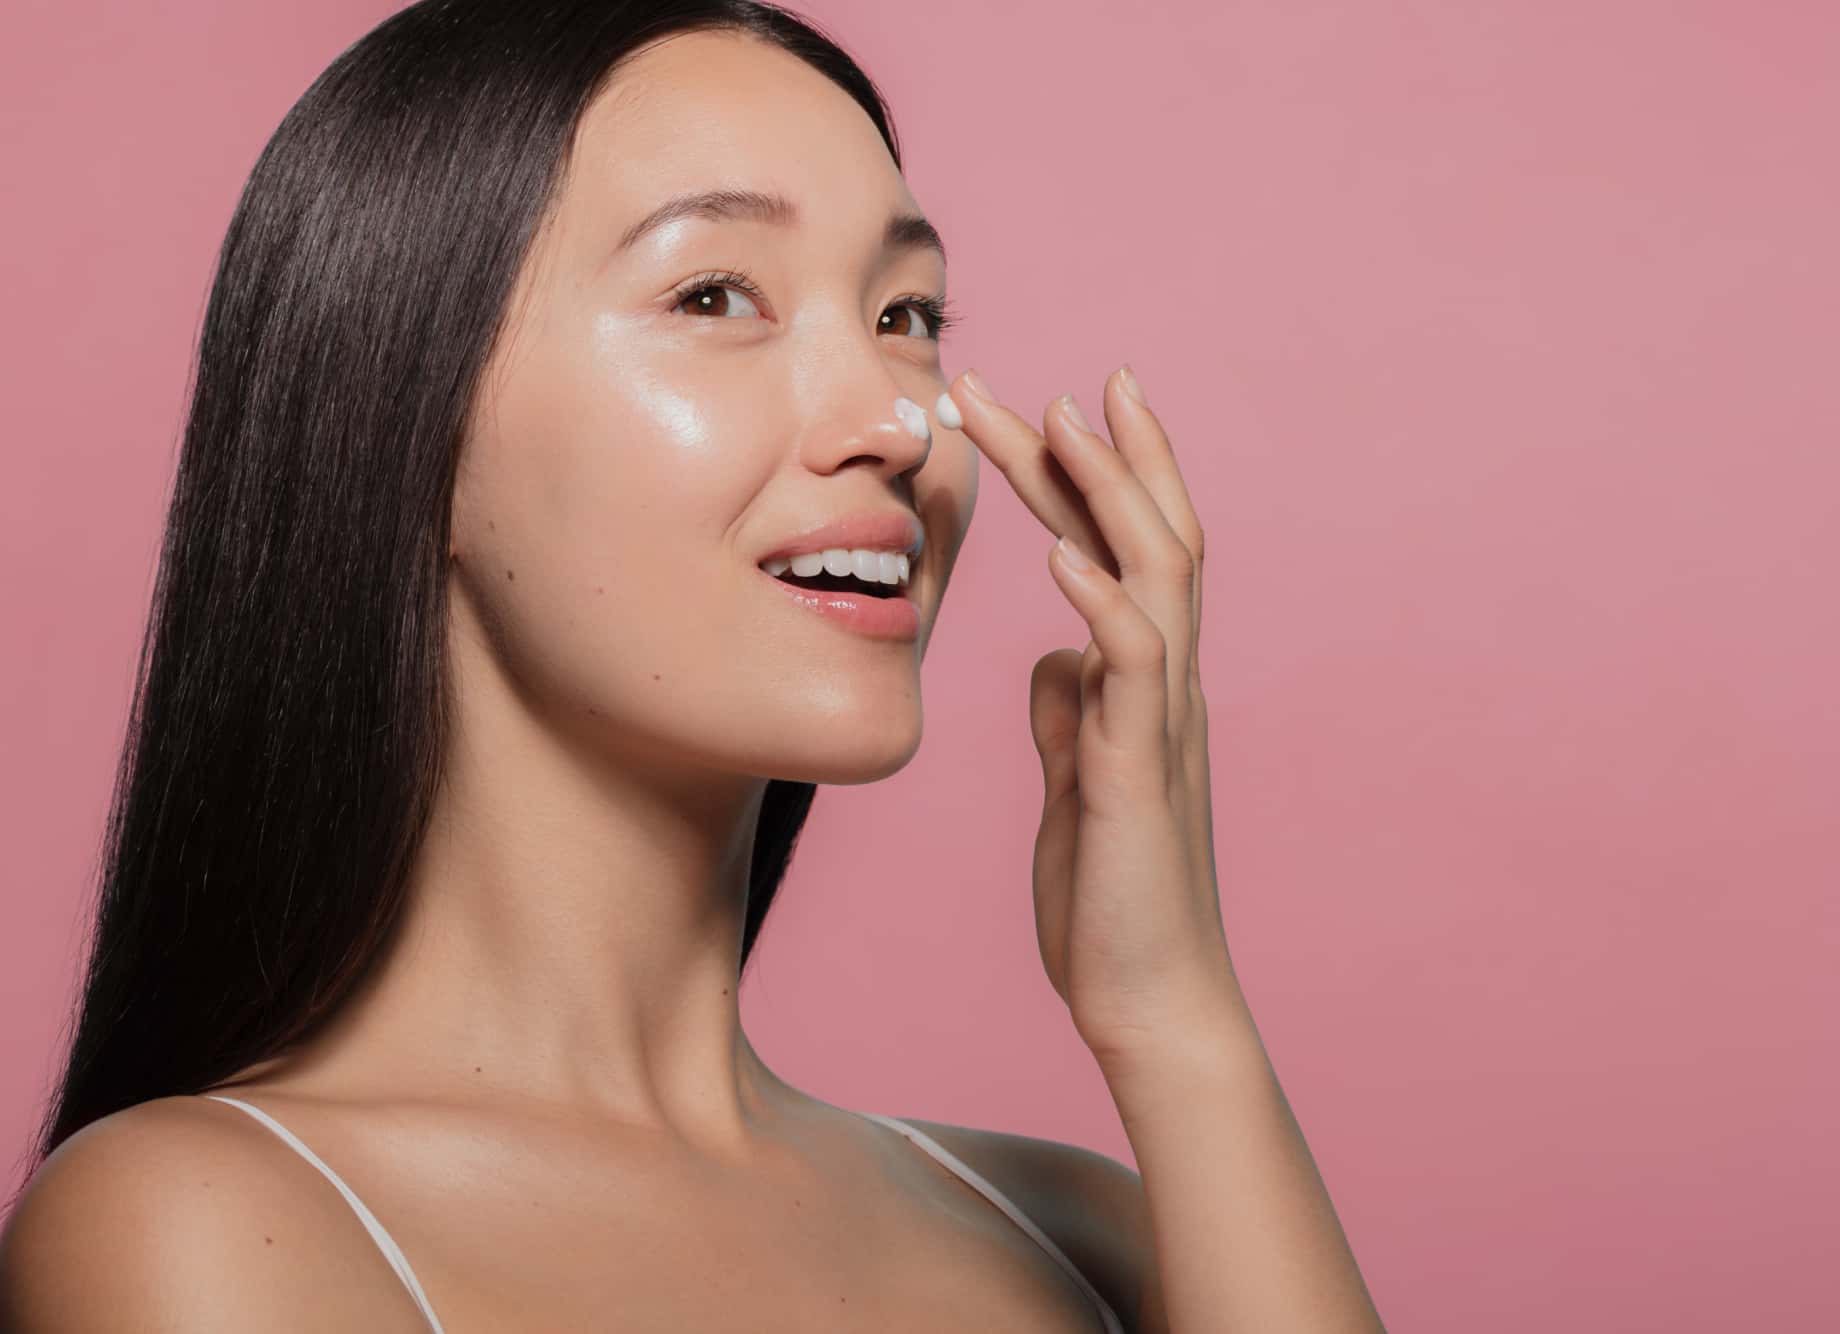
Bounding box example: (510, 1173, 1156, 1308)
(893, 395, 931, 443)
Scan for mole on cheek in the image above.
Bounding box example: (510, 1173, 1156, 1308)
(506, 569, 515, 581)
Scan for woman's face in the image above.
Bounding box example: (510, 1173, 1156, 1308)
(451, 30, 978, 788)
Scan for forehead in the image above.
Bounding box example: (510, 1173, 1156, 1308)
(568, 30, 916, 233)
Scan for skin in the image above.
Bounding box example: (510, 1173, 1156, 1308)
(1, 28, 1157, 1334)
(264, 24, 982, 1152)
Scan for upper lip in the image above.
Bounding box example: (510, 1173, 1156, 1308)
(755, 510, 924, 566)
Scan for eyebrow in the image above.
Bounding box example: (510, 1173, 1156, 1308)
(612, 187, 947, 268)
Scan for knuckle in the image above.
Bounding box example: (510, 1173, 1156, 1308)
(1153, 540, 1196, 581)
(1187, 680, 1209, 723)
(1182, 520, 1206, 558)
(1131, 622, 1168, 668)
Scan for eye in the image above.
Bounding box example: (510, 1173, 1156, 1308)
(882, 293, 959, 343)
(669, 269, 960, 343)
(672, 269, 765, 320)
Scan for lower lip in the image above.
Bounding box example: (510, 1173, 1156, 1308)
(758, 568, 920, 640)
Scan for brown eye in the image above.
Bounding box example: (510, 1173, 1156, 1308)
(675, 282, 764, 320)
(879, 302, 933, 340)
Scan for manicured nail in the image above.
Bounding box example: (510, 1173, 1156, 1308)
(1056, 535, 1094, 572)
(1058, 394, 1091, 432)
(1119, 362, 1148, 406)
(933, 390, 963, 430)
(961, 367, 997, 403)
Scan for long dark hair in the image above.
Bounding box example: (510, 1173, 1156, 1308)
(11, 0, 904, 1208)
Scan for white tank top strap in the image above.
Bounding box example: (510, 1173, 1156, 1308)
(201, 1094, 446, 1333)
(857, 1110, 1127, 1334)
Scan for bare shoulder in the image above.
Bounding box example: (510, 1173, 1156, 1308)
(897, 1115, 1169, 1334)
(0, 1096, 429, 1332)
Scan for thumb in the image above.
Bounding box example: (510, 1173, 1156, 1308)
(1028, 648, 1084, 806)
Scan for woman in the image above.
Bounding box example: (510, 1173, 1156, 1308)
(1, 2, 1384, 1330)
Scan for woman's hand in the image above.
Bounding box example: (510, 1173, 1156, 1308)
(939, 365, 1247, 1076)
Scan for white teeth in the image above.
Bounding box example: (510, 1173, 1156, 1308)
(760, 546, 913, 588)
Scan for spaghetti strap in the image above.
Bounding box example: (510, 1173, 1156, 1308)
(857, 1110, 1127, 1334)
(201, 1095, 446, 1334)
(197, 1095, 1121, 1333)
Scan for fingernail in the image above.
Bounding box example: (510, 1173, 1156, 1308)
(1058, 394, 1091, 433)
(1119, 362, 1148, 407)
(961, 367, 997, 403)
(933, 390, 963, 430)
(1056, 535, 1094, 572)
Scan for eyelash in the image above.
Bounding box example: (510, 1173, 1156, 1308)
(669, 267, 960, 342)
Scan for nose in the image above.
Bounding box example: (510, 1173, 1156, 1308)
(807, 380, 935, 483)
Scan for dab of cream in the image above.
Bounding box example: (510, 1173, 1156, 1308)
(933, 391, 963, 431)
(893, 395, 931, 443)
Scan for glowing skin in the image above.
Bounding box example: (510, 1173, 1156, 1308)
(247, 31, 980, 1158)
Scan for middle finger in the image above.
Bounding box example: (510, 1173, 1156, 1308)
(1039, 391, 1197, 686)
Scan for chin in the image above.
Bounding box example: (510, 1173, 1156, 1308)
(772, 714, 924, 787)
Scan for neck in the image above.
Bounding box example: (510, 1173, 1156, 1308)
(277, 619, 800, 1153)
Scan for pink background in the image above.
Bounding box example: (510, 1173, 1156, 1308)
(4, 2, 1836, 1328)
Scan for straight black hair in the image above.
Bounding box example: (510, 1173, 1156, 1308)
(10, 0, 904, 1210)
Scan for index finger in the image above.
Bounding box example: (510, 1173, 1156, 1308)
(938, 370, 1119, 579)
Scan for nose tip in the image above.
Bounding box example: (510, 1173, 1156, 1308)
(892, 395, 931, 444)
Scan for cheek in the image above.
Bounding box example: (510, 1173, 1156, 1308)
(451, 383, 762, 721)
(458, 331, 773, 647)
(959, 433, 980, 513)
(489, 319, 754, 557)
(920, 433, 980, 557)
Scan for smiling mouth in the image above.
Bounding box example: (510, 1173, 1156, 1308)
(773, 569, 904, 599)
